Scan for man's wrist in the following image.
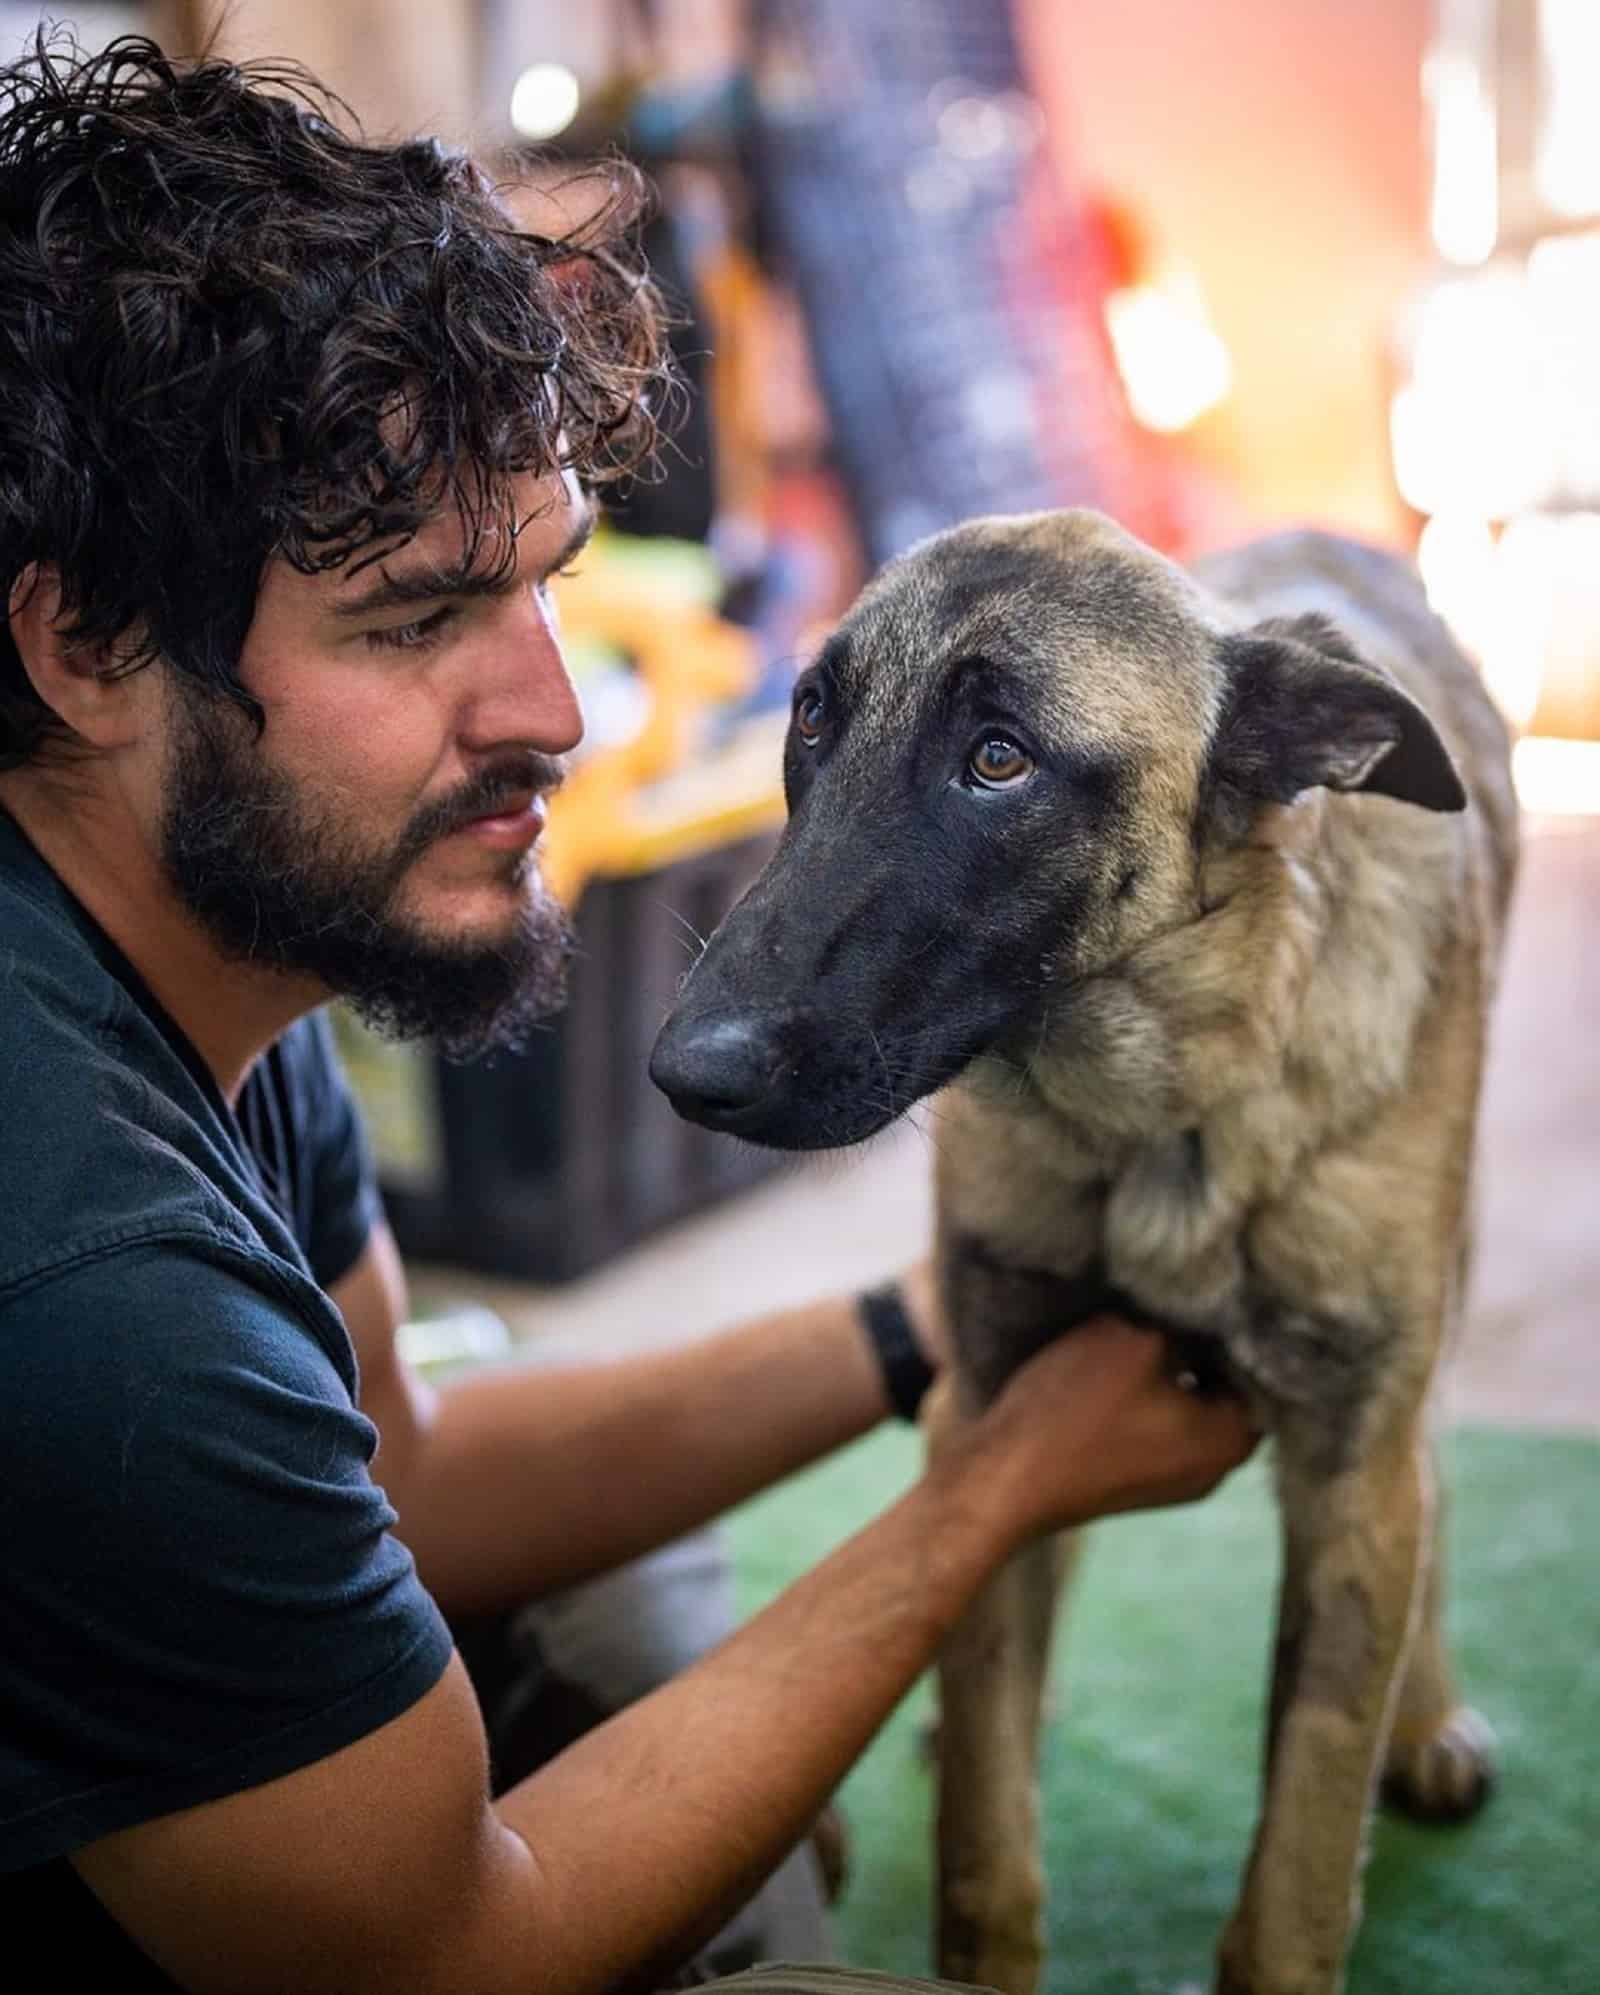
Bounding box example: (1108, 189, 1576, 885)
(856, 1282, 937, 1423)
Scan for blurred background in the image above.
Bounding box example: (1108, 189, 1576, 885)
(3, 0, 1595, 1405)
(4, 4, 1598, 1983)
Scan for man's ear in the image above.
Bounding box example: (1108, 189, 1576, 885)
(1206, 611, 1466, 836)
(7, 564, 141, 750)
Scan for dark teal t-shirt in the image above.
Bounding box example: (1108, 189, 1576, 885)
(0, 807, 453, 1976)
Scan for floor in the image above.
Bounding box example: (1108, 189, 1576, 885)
(407, 816, 1600, 1432)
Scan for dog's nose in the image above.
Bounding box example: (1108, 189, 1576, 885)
(649, 1012, 786, 1128)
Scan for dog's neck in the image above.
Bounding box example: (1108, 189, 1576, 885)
(944, 789, 1454, 1357)
(981, 793, 1431, 1169)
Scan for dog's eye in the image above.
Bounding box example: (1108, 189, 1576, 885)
(967, 735, 1034, 789)
(794, 687, 826, 746)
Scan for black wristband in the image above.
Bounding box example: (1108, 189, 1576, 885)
(857, 1281, 937, 1423)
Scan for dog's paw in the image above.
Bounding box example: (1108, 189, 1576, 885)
(1380, 1705, 1497, 1822)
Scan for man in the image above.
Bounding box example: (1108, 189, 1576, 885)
(0, 35, 1254, 1994)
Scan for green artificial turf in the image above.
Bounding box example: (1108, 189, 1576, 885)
(726, 1424, 1600, 1993)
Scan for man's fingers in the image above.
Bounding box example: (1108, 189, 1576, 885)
(1048, 1314, 1164, 1370)
(1184, 1393, 1260, 1478)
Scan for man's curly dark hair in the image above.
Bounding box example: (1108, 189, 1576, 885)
(0, 32, 669, 768)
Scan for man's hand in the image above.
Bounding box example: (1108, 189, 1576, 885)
(956, 1316, 1259, 1551)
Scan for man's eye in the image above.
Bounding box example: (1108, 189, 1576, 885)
(365, 605, 457, 653)
(794, 687, 826, 745)
(965, 734, 1035, 789)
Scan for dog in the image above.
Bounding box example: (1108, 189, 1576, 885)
(649, 510, 1518, 1995)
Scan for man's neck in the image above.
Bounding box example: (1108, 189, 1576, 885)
(0, 768, 322, 1105)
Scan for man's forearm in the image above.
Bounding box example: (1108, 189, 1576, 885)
(391, 1293, 894, 1618)
(487, 1422, 1023, 1994)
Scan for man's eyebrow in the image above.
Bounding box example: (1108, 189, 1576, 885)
(332, 501, 597, 620)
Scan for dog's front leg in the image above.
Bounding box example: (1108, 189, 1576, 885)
(924, 1379, 1076, 1995)
(1217, 1411, 1431, 1995)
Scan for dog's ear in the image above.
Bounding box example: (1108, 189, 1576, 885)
(1206, 612, 1466, 834)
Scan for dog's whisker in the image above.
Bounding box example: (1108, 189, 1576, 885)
(867, 1029, 902, 1118)
(658, 902, 711, 964)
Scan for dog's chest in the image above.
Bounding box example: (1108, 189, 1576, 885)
(1100, 1127, 1239, 1318)
(1092, 1125, 1386, 1410)
(956, 1095, 1383, 1412)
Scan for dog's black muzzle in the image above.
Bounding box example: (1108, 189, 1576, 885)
(650, 811, 1049, 1151)
(647, 1007, 799, 1137)
(650, 994, 934, 1150)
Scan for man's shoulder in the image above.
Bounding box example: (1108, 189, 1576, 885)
(0, 839, 267, 1296)
(0, 1232, 350, 1414)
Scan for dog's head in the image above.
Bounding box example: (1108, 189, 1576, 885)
(650, 510, 1464, 1150)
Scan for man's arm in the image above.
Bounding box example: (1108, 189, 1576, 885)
(74, 1320, 1255, 1995)
(332, 1223, 917, 1618)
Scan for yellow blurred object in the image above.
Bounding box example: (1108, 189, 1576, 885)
(539, 533, 781, 908)
(696, 233, 780, 527)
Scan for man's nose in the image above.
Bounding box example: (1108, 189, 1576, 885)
(461, 594, 584, 758)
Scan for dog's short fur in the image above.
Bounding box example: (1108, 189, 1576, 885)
(651, 511, 1518, 1995)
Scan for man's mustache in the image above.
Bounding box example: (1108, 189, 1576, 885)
(403, 752, 567, 856)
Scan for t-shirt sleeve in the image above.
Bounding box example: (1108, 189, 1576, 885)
(0, 1241, 453, 1871)
(292, 1011, 385, 1291)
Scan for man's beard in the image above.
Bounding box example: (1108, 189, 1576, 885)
(161, 698, 574, 1061)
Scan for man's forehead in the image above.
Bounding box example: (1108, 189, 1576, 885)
(247, 468, 588, 627)
(350, 468, 585, 577)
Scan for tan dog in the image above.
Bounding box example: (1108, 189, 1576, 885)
(651, 512, 1518, 1995)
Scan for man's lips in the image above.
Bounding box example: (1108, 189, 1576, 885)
(451, 793, 548, 850)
